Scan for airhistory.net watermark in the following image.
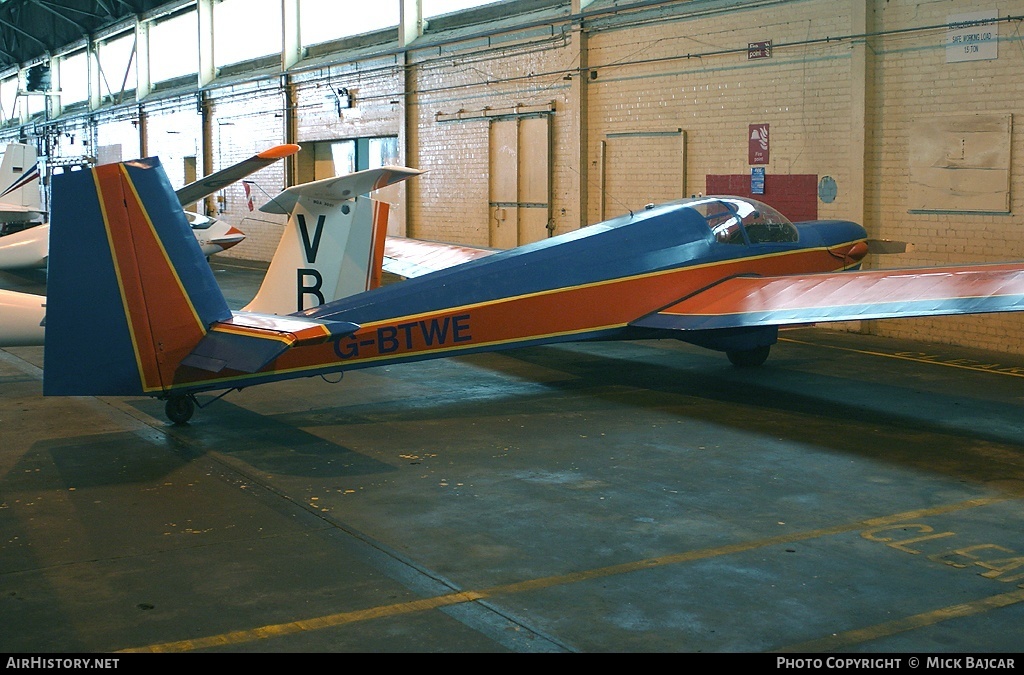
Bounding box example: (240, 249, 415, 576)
(5, 658, 119, 669)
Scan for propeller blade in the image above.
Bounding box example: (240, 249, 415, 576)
(866, 239, 910, 254)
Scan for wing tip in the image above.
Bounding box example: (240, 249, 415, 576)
(257, 144, 301, 160)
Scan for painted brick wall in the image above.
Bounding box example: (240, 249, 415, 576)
(140, 102, 202, 190)
(706, 174, 818, 223)
(93, 117, 142, 163)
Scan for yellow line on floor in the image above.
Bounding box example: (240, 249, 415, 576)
(118, 497, 1010, 653)
(779, 336, 1024, 378)
(774, 587, 1024, 653)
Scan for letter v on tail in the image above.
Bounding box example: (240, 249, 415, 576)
(243, 166, 424, 314)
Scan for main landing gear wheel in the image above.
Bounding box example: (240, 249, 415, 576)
(165, 395, 195, 425)
(726, 345, 771, 367)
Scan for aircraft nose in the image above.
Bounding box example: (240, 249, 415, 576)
(212, 226, 246, 251)
(827, 240, 869, 269)
(846, 240, 869, 264)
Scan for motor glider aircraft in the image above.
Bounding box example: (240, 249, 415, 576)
(42, 157, 1024, 424)
(0, 144, 299, 347)
(0, 143, 300, 272)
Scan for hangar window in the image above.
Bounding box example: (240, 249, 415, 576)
(0, 76, 18, 122)
(58, 51, 87, 106)
(300, 0, 398, 45)
(214, 0, 282, 68)
(149, 11, 198, 83)
(425, 0, 500, 17)
(22, 73, 43, 118)
(98, 33, 137, 102)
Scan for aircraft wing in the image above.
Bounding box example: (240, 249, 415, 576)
(382, 236, 496, 278)
(631, 263, 1024, 331)
(174, 144, 300, 208)
(260, 166, 425, 215)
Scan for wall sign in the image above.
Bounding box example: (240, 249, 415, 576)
(749, 124, 769, 165)
(751, 167, 765, 195)
(748, 41, 772, 60)
(946, 10, 998, 63)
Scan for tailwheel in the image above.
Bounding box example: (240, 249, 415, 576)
(165, 395, 196, 425)
(726, 345, 770, 367)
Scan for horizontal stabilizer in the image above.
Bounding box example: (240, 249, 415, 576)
(181, 312, 359, 373)
(260, 166, 425, 215)
(631, 262, 1024, 331)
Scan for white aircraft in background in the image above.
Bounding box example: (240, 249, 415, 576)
(0, 287, 46, 347)
(0, 142, 48, 341)
(0, 143, 299, 271)
(0, 142, 44, 229)
(0, 144, 300, 347)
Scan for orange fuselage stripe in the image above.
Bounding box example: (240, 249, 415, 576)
(171, 244, 854, 390)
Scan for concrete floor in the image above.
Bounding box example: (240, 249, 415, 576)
(2, 259, 1024, 653)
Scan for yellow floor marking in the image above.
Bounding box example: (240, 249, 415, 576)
(779, 336, 1024, 378)
(119, 497, 1010, 653)
(774, 587, 1024, 653)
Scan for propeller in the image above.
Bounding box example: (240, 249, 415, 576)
(866, 239, 911, 254)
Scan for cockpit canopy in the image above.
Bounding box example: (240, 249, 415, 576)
(680, 196, 799, 245)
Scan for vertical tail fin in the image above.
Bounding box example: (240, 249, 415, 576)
(243, 194, 389, 314)
(43, 158, 231, 396)
(243, 166, 422, 314)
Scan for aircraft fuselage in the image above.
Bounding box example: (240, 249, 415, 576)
(170, 200, 868, 394)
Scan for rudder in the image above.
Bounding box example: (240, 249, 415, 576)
(44, 158, 231, 397)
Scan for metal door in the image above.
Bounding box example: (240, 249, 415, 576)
(489, 115, 550, 248)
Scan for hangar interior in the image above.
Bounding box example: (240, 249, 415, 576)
(2, 0, 1024, 654)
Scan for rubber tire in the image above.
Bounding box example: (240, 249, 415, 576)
(165, 396, 195, 425)
(726, 345, 770, 367)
